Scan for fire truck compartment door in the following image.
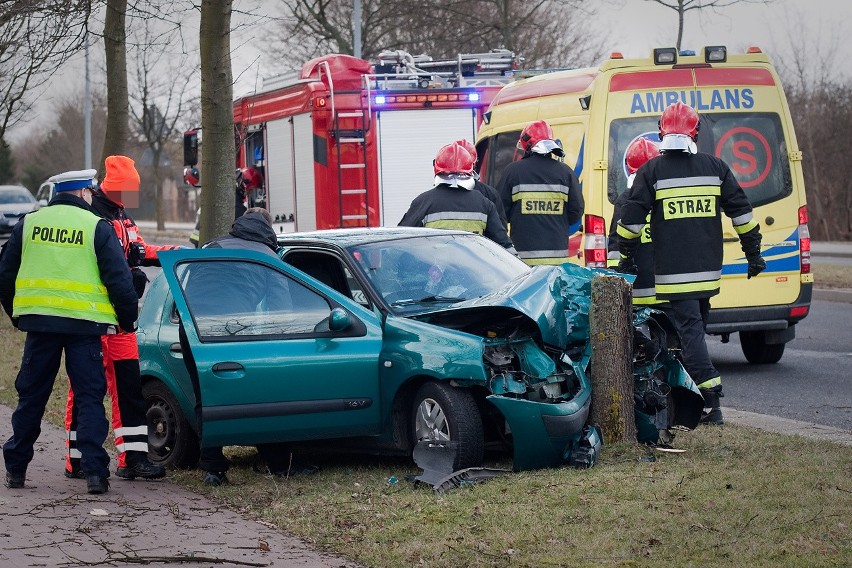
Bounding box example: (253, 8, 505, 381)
(266, 114, 315, 232)
(376, 108, 476, 226)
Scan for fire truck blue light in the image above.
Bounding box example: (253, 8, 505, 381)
(468, 93, 481, 101)
(375, 95, 386, 104)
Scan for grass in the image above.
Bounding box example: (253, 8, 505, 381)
(1, 268, 851, 567)
(811, 262, 852, 289)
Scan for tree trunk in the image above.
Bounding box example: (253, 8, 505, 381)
(589, 274, 636, 445)
(100, 0, 129, 171)
(153, 146, 164, 230)
(199, 0, 235, 244)
(676, 0, 684, 52)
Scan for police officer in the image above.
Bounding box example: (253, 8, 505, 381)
(399, 142, 515, 253)
(608, 136, 665, 306)
(1, 170, 138, 494)
(64, 156, 180, 481)
(497, 119, 584, 265)
(617, 102, 766, 425)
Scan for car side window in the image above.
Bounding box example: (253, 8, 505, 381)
(176, 259, 332, 341)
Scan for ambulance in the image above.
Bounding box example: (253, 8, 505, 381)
(476, 46, 811, 364)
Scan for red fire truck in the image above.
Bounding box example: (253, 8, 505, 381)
(232, 50, 518, 233)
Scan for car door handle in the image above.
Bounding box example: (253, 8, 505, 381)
(212, 362, 244, 372)
(169, 343, 182, 353)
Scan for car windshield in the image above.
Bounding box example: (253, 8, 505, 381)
(347, 233, 530, 315)
(0, 188, 36, 205)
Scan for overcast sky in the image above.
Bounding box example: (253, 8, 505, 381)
(10, 0, 851, 144)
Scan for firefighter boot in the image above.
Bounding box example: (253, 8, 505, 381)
(699, 387, 724, 426)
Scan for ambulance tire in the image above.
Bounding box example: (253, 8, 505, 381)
(143, 380, 201, 468)
(411, 381, 485, 471)
(739, 330, 785, 365)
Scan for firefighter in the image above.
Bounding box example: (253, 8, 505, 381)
(608, 136, 665, 306)
(616, 102, 766, 425)
(399, 142, 516, 253)
(496, 119, 584, 265)
(455, 139, 508, 229)
(1, 170, 138, 494)
(64, 156, 181, 481)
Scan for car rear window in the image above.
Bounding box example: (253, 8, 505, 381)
(607, 112, 793, 208)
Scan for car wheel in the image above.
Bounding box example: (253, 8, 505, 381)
(739, 330, 785, 365)
(143, 380, 200, 468)
(411, 381, 484, 470)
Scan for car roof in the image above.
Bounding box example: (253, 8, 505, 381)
(0, 185, 30, 192)
(276, 226, 470, 247)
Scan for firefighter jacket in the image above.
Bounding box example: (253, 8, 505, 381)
(473, 179, 507, 229)
(616, 151, 762, 301)
(608, 191, 665, 305)
(398, 183, 516, 252)
(0, 193, 138, 335)
(497, 153, 584, 265)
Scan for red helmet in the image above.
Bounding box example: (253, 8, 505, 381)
(659, 101, 699, 140)
(241, 167, 263, 191)
(183, 166, 200, 187)
(454, 139, 477, 160)
(519, 120, 554, 152)
(626, 137, 660, 175)
(434, 142, 474, 176)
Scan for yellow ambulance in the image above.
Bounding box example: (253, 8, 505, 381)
(476, 46, 811, 364)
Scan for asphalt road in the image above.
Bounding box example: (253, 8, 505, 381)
(708, 298, 852, 431)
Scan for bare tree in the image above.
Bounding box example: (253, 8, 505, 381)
(199, 0, 236, 244)
(269, 0, 602, 72)
(128, 19, 198, 229)
(641, 0, 773, 52)
(0, 1, 90, 142)
(100, 0, 131, 168)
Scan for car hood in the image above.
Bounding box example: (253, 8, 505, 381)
(0, 204, 36, 215)
(411, 263, 596, 348)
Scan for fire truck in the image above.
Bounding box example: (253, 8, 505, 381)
(232, 49, 518, 233)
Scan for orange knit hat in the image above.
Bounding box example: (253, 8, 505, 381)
(101, 155, 140, 192)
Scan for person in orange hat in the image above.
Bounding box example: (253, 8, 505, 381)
(64, 155, 182, 481)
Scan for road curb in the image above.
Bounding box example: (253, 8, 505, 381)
(812, 288, 852, 303)
(723, 408, 852, 446)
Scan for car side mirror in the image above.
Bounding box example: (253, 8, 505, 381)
(314, 307, 352, 333)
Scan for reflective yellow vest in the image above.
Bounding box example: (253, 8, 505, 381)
(13, 204, 117, 324)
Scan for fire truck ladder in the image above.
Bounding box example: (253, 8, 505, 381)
(334, 108, 370, 227)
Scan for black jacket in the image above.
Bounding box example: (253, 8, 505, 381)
(0, 193, 139, 334)
(497, 153, 584, 264)
(617, 151, 761, 300)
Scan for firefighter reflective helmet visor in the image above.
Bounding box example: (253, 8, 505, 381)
(433, 142, 475, 188)
(625, 137, 660, 188)
(518, 120, 565, 157)
(658, 101, 699, 154)
(99, 155, 141, 208)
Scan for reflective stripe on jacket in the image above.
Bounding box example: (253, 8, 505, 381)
(15, 205, 118, 324)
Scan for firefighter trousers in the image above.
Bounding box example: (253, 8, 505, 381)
(658, 298, 722, 390)
(5, 332, 110, 478)
(65, 332, 148, 473)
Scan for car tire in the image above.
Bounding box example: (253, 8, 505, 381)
(739, 330, 785, 365)
(411, 381, 484, 470)
(143, 380, 200, 468)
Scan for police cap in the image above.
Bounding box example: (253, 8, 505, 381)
(49, 169, 98, 193)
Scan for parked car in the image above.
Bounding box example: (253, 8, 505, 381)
(35, 180, 55, 206)
(0, 185, 40, 238)
(139, 228, 700, 472)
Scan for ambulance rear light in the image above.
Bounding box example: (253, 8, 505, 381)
(789, 306, 809, 318)
(654, 48, 677, 65)
(747, 46, 763, 54)
(705, 46, 727, 63)
(373, 92, 480, 105)
(583, 215, 607, 268)
(798, 205, 811, 274)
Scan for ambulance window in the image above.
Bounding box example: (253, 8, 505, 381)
(607, 117, 659, 203)
(699, 113, 792, 208)
(484, 130, 524, 187)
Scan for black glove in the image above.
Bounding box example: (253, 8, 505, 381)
(127, 242, 146, 267)
(746, 253, 766, 279)
(131, 267, 149, 298)
(616, 257, 638, 275)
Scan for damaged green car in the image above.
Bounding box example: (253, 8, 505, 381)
(139, 228, 701, 472)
